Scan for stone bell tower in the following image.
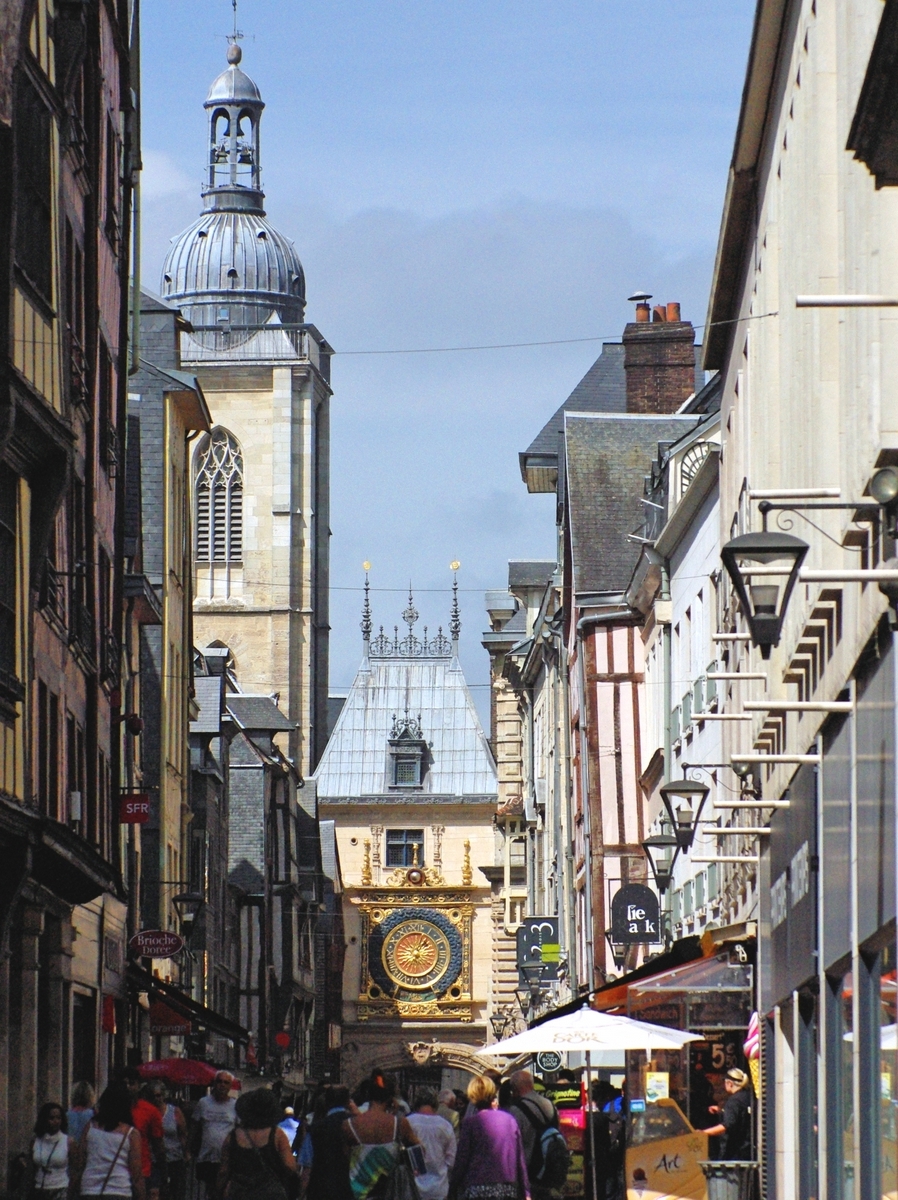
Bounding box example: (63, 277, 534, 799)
(160, 41, 332, 772)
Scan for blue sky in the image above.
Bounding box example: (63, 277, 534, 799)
(141, 1, 756, 720)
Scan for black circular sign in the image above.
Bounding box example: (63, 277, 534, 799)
(536, 1051, 563, 1072)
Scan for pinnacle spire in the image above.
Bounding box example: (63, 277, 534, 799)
(360, 563, 372, 644)
(449, 561, 461, 646)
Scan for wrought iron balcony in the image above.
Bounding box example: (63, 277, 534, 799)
(66, 325, 88, 407)
(101, 627, 120, 686)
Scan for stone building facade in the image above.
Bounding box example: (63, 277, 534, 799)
(314, 581, 514, 1090)
(0, 0, 137, 1165)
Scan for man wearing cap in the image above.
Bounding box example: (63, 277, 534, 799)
(701, 1069, 753, 1160)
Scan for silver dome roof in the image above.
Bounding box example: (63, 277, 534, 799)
(160, 45, 306, 347)
(206, 63, 262, 106)
(161, 209, 306, 340)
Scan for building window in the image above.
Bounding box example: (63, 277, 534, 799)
(0, 470, 17, 684)
(14, 73, 52, 301)
(386, 829, 424, 868)
(387, 711, 428, 789)
(194, 428, 243, 563)
(394, 755, 421, 786)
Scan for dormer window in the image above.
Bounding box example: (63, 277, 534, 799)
(387, 711, 428, 789)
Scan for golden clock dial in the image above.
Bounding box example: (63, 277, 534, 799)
(382, 919, 452, 991)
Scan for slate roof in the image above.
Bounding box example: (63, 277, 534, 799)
(521, 343, 626, 468)
(313, 656, 497, 799)
(508, 560, 556, 589)
(520, 342, 706, 480)
(227, 694, 296, 732)
(191, 675, 224, 734)
(319, 820, 342, 890)
(565, 412, 698, 596)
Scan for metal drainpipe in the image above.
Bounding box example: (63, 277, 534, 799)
(560, 629, 577, 988)
(660, 561, 672, 784)
(576, 618, 597, 991)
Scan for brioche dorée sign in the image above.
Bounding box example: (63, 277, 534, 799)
(129, 929, 184, 959)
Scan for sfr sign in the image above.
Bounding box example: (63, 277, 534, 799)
(119, 794, 150, 824)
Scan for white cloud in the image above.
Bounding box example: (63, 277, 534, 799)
(140, 149, 196, 201)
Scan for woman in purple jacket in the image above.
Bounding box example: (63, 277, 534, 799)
(450, 1076, 530, 1200)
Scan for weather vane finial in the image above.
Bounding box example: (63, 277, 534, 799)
(229, 0, 243, 44)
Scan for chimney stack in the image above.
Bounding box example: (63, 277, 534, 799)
(623, 293, 697, 414)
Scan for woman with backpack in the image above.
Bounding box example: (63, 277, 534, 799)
(449, 1075, 529, 1200)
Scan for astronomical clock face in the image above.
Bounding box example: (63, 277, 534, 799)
(382, 918, 452, 991)
(365, 905, 464, 1006)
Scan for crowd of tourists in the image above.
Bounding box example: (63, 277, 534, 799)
(18, 1062, 644, 1200)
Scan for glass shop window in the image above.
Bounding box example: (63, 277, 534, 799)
(843, 973, 854, 1200)
(880, 942, 897, 1200)
(385, 829, 424, 868)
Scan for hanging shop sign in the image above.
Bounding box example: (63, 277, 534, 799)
(119, 794, 151, 824)
(129, 929, 184, 959)
(610, 884, 661, 944)
(149, 999, 191, 1035)
(516, 917, 560, 980)
(536, 1051, 563, 1073)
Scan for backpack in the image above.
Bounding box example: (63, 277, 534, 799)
(517, 1097, 572, 1190)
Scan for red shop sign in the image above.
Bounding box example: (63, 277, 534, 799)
(119, 794, 151, 824)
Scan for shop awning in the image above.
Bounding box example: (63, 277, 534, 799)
(128, 962, 249, 1045)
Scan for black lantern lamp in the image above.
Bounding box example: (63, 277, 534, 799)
(604, 929, 627, 972)
(659, 778, 710, 850)
(172, 890, 205, 934)
(642, 831, 678, 893)
(489, 1010, 509, 1040)
(720, 520, 808, 658)
(870, 467, 898, 537)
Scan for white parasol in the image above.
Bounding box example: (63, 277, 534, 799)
(485, 1003, 701, 1056)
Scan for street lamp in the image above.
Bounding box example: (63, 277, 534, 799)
(489, 1008, 515, 1041)
(604, 929, 627, 972)
(659, 778, 710, 850)
(172, 891, 205, 935)
(720, 526, 808, 657)
(641, 831, 678, 893)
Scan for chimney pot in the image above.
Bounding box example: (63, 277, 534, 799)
(666, 302, 681, 322)
(652, 305, 667, 323)
(636, 303, 650, 323)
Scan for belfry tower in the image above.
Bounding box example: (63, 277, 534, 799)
(161, 42, 332, 771)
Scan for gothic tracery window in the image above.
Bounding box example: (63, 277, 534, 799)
(194, 428, 243, 563)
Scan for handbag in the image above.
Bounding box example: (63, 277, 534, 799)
(383, 1146, 421, 1200)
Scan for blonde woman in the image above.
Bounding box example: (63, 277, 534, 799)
(449, 1076, 529, 1200)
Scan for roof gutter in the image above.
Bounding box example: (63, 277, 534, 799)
(703, 0, 795, 370)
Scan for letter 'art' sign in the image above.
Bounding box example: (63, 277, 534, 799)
(610, 884, 661, 944)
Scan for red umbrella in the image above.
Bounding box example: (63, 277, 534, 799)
(137, 1059, 241, 1088)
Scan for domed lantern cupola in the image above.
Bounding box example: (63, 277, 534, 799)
(160, 42, 307, 345)
(204, 42, 265, 213)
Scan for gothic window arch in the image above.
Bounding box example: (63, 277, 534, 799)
(194, 428, 243, 563)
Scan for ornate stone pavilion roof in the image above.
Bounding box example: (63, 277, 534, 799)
(313, 578, 497, 800)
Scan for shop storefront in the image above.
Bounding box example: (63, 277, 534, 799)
(761, 619, 897, 1200)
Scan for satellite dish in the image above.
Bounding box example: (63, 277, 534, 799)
(627, 291, 653, 303)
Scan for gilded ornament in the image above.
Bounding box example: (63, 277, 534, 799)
(361, 840, 372, 886)
(462, 840, 472, 886)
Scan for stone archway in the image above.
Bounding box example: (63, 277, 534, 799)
(344, 1039, 490, 1084)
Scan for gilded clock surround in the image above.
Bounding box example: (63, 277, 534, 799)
(357, 871, 476, 1022)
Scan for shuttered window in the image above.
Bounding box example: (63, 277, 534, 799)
(194, 428, 244, 563)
